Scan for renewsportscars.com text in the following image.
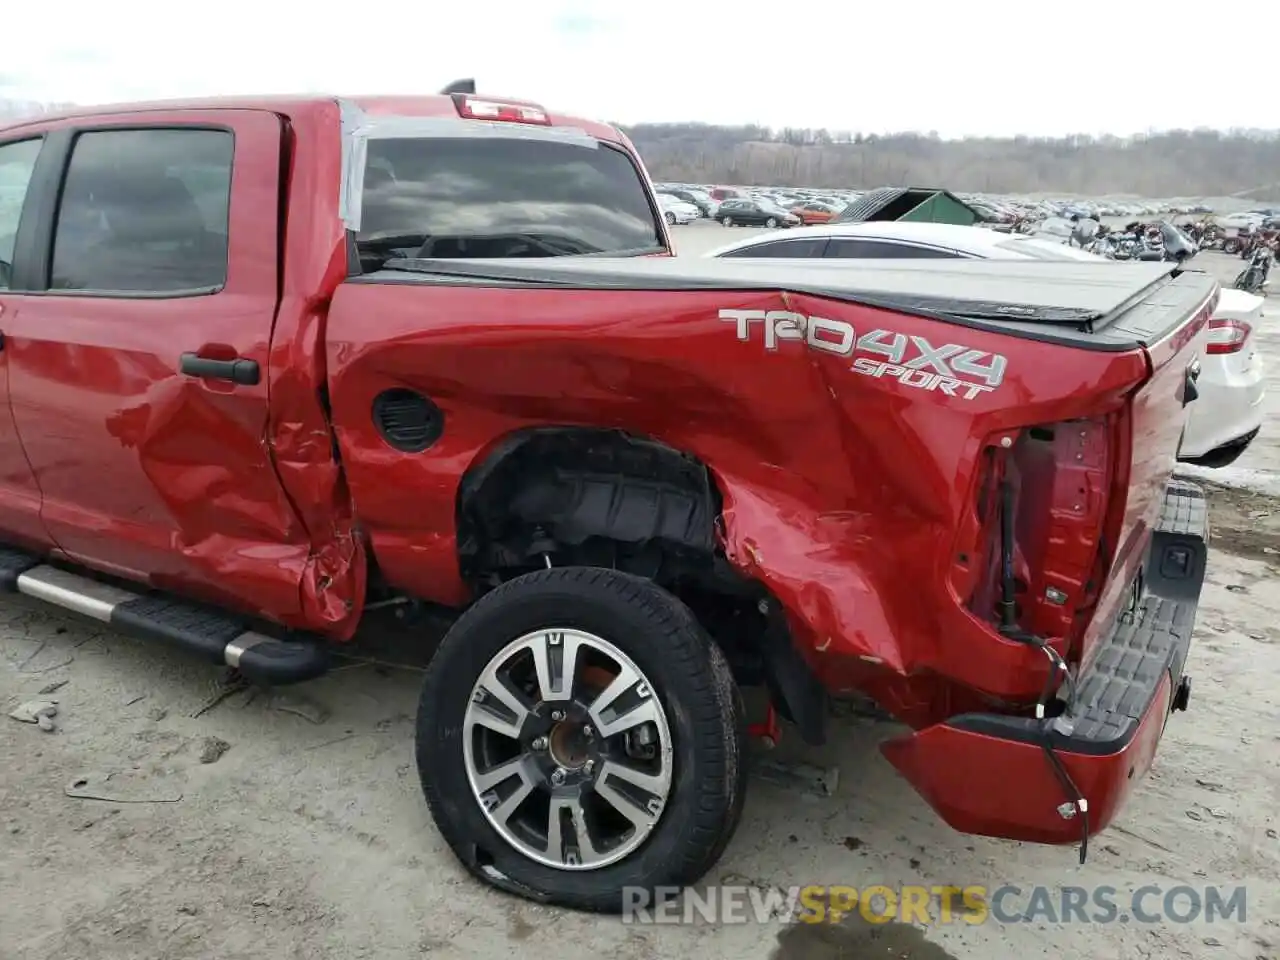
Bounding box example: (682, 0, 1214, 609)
(622, 884, 1248, 926)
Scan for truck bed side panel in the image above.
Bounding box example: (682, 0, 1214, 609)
(326, 280, 1151, 705)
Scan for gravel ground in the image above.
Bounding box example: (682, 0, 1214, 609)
(2, 231, 1277, 960)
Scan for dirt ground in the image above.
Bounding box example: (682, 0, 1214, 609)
(1, 234, 1277, 960)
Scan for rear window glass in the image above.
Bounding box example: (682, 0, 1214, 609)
(357, 136, 663, 258)
(720, 238, 827, 258)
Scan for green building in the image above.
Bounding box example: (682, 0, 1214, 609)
(833, 187, 981, 226)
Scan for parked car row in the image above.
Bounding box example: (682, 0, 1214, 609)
(1210, 210, 1280, 234)
(653, 181, 1273, 232)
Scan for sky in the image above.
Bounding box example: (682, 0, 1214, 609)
(4, 1, 1277, 139)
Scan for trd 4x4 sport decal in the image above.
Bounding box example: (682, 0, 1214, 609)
(719, 308, 1007, 400)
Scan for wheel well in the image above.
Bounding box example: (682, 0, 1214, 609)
(458, 428, 722, 585)
(455, 426, 829, 745)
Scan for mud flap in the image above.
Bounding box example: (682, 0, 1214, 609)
(759, 602, 829, 746)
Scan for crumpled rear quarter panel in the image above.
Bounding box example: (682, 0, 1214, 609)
(325, 281, 1147, 720)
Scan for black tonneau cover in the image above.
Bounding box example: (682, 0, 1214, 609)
(364, 256, 1219, 350)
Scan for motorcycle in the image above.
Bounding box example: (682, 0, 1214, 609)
(1085, 235, 1117, 258)
(1234, 245, 1273, 294)
(1222, 234, 1247, 256)
(1241, 232, 1278, 261)
(1197, 230, 1223, 252)
(1109, 233, 1139, 260)
(1133, 227, 1166, 261)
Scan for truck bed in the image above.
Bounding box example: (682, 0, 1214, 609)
(362, 256, 1218, 350)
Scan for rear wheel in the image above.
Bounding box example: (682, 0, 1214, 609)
(1223, 238, 1241, 255)
(765, 217, 778, 228)
(664, 211, 676, 225)
(416, 567, 747, 912)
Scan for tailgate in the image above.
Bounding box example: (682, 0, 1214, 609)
(1076, 270, 1218, 668)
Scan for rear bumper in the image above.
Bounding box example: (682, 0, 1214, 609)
(882, 479, 1208, 846)
(1181, 425, 1260, 470)
(1178, 354, 1266, 459)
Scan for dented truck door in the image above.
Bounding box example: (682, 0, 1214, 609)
(3, 110, 315, 622)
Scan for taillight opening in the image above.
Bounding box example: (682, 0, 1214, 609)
(451, 94, 551, 125)
(1205, 318, 1251, 355)
(963, 418, 1114, 654)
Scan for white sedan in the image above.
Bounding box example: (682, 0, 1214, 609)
(1178, 287, 1265, 466)
(656, 194, 700, 226)
(703, 222, 1266, 469)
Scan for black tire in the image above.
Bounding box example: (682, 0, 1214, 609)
(664, 211, 676, 225)
(721, 216, 733, 227)
(1223, 238, 1241, 255)
(765, 217, 778, 228)
(415, 567, 747, 913)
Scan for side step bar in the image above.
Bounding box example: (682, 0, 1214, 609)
(0, 549, 327, 686)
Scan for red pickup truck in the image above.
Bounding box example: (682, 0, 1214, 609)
(0, 88, 1213, 912)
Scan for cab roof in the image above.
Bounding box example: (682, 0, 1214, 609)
(0, 93, 627, 144)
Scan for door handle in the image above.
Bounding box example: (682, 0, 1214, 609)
(180, 353, 260, 386)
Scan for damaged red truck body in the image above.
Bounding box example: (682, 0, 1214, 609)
(0, 90, 1212, 911)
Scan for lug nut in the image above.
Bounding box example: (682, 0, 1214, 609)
(531, 736, 548, 751)
(550, 710, 565, 722)
(551, 768, 566, 785)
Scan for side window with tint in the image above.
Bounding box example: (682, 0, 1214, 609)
(50, 128, 233, 294)
(824, 239, 872, 258)
(722, 239, 827, 258)
(827, 238, 958, 259)
(0, 138, 44, 290)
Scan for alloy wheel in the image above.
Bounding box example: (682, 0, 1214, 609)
(462, 628, 674, 871)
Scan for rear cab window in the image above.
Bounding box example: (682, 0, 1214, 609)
(349, 120, 664, 267)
